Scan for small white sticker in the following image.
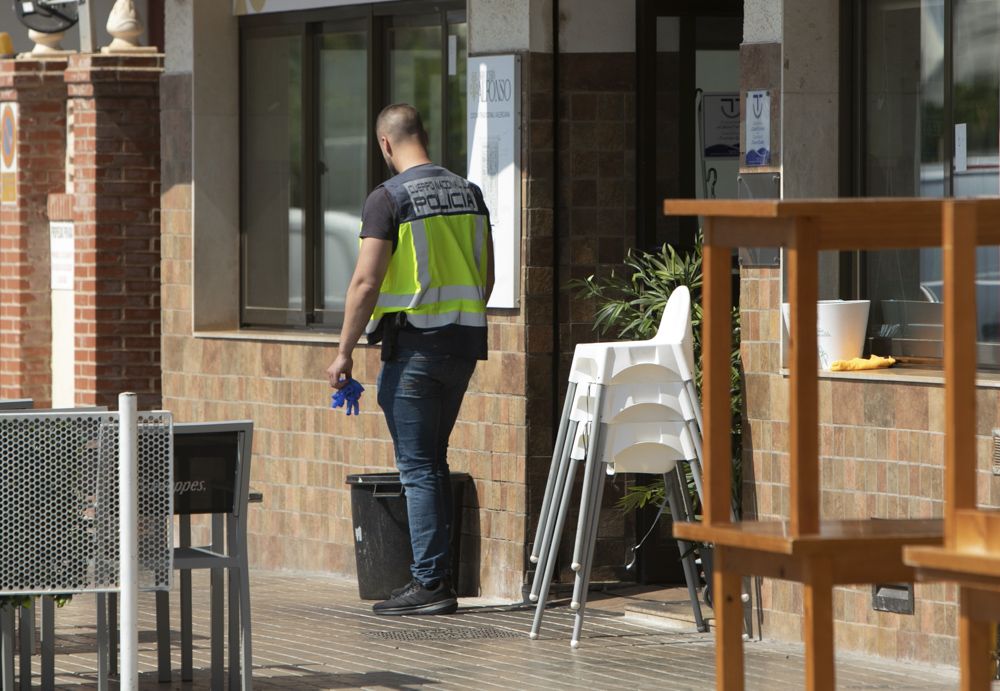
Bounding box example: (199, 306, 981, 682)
(448, 35, 457, 76)
(354, 526, 363, 542)
(955, 123, 967, 173)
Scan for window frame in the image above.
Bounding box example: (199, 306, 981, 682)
(847, 0, 1000, 369)
(238, 1, 467, 331)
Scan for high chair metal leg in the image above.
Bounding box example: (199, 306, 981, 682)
(530, 450, 583, 639)
(570, 467, 607, 649)
(531, 383, 577, 565)
(529, 420, 578, 603)
(666, 469, 707, 632)
(571, 456, 604, 610)
(572, 385, 605, 571)
(687, 427, 706, 504)
(684, 379, 703, 432)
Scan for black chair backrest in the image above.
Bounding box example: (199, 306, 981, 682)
(172, 421, 252, 517)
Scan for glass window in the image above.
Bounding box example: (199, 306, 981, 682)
(389, 19, 444, 163)
(239, 4, 466, 329)
(242, 31, 304, 324)
(445, 16, 468, 174)
(860, 0, 1000, 366)
(317, 28, 368, 319)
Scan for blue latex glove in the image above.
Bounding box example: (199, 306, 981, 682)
(331, 379, 365, 416)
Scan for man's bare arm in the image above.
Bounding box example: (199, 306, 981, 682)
(326, 237, 393, 387)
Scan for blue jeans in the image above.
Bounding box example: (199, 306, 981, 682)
(377, 349, 476, 586)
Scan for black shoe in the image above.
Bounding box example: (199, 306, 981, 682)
(389, 578, 420, 599)
(373, 579, 458, 616)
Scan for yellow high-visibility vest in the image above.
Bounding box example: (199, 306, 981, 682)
(366, 166, 490, 334)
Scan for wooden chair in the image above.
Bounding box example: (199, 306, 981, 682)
(661, 198, 962, 691)
(903, 199, 1000, 690)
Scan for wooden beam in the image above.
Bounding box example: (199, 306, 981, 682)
(959, 588, 994, 691)
(708, 217, 793, 249)
(943, 201, 978, 548)
(803, 557, 835, 691)
(714, 548, 746, 691)
(788, 219, 820, 536)
(702, 220, 734, 526)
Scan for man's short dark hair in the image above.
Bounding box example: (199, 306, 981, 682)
(376, 103, 428, 145)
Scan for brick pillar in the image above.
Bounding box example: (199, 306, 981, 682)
(0, 58, 69, 407)
(65, 54, 163, 410)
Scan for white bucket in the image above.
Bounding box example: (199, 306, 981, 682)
(781, 300, 871, 370)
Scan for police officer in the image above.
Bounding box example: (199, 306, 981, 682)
(327, 103, 493, 615)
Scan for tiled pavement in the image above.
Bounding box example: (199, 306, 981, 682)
(24, 571, 966, 689)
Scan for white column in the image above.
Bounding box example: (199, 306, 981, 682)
(118, 392, 139, 691)
(50, 222, 75, 408)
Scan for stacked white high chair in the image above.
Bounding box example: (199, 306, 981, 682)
(528, 286, 709, 647)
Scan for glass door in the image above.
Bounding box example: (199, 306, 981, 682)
(637, 1, 743, 252)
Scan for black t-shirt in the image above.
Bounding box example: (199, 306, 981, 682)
(360, 164, 489, 361)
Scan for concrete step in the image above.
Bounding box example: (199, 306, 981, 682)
(623, 597, 714, 631)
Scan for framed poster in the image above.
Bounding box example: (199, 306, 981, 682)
(702, 93, 740, 159)
(467, 55, 521, 309)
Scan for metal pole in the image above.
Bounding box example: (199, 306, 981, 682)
(1, 607, 14, 691)
(78, 0, 96, 53)
(118, 392, 138, 691)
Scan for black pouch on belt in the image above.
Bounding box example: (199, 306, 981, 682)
(380, 312, 406, 362)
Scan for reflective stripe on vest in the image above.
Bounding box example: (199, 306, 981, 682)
(367, 212, 487, 333)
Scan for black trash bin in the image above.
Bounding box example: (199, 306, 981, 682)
(346, 471, 468, 600)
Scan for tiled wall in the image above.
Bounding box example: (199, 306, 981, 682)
(552, 51, 638, 581)
(740, 266, 1000, 664)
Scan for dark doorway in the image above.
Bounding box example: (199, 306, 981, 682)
(636, 0, 744, 253)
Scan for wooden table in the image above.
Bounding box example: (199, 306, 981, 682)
(660, 198, 1000, 690)
(901, 200, 1000, 690)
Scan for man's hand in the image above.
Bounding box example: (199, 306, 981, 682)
(327, 352, 353, 390)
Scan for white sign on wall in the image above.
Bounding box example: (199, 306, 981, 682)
(702, 93, 740, 159)
(468, 55, 521, 309)
(50, 222, 74, 291)
(745, 90, 771, 167)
